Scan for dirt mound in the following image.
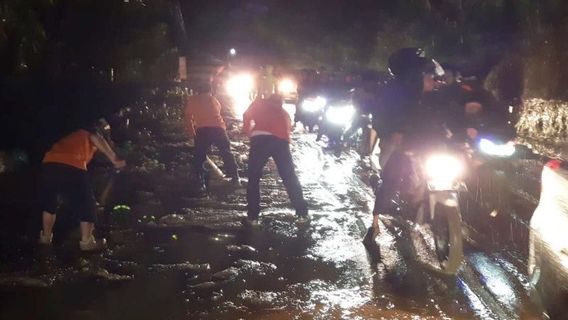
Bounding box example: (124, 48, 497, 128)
(516, 98, 568, 160)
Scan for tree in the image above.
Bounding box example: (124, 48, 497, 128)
(1, 0, 179, 82)
(0, 0, 54, 74)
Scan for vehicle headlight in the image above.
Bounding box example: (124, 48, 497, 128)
(226, 73, 255, 98)
(278, 78, 297, 95)
(325, 104, 355, 127)
(425, 154, 463, 190)
(302, 96, 327, 112)
(479, 138, 515, 157)
(225, 73, 255, 118)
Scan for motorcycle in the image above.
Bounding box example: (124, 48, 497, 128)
(346, 112, 373, 157)
(462, 133, 518, 244)
(317, 100, 357, 151)
(295, 95, 327, 132)
(296, 81, 353, 133)
(414, 134, 517, 273)
(389, 145, 466, 274)
(371, 126, 468, 274)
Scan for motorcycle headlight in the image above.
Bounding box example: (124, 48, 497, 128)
(302, 96, 327, 112)
(425, 154, 463, 190)
(226, 73, 255, 98)
(325, 104, 355, 127)
(479, 138, 515, 157)
(277, 78, 297, 95)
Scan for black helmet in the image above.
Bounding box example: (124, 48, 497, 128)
(388, 47, 444, 79)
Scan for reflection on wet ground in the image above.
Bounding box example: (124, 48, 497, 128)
(0, 116, 545, 319)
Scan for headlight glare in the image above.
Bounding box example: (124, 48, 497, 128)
(425, 154, 463, 189)
(302, 96, 327, 112)
(479, 138, 515, 157)
(278, 78, 297, 94)
(325, 104, 355, 127)
(226, 73, 255, 98)
(225, 73, 255, 118)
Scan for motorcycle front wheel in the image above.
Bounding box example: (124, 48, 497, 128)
(432, 203, 464, 274)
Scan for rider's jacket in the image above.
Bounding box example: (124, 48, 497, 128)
(424, 82, 510, 141)
(372, 75, 511, 148)
(372, 79, 422, 138)
(352, 87, 377, 115)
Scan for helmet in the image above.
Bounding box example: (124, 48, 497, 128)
(388, 47, 444, 79)
(97, 118, 110, 130)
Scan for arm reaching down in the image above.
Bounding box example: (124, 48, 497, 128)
(90, 133, 126, 169)
(186, 119, 196, 138)
(184, 99, 197, 137)
(242, 100, 256, 136)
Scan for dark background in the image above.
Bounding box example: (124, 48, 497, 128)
(1, 0, 567, 155)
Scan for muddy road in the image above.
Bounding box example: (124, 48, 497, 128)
(0, 107, 545, 319)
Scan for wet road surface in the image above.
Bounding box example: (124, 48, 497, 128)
(0, 123, 545, 319)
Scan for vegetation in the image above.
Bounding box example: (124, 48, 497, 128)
(0, 0, 178, 81)
(1, 0, 568, 94)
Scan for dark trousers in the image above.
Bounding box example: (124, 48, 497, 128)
(373, 150, 411, 215)
(40, 163, 97, 223)
(194, 127, 239, 178)
(246, 135, 308, 219)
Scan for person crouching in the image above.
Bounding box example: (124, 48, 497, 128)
(39, 122, 126, 251)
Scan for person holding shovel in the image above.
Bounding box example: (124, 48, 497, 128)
(242, 93, 309, 226)
(39, 120, 126, 251)
(185, 82, 240, 191)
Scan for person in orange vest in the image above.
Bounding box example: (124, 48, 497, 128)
(39, 121, 126, 251)
(185, 83, 240, 190)
(242, 93, 308, 226)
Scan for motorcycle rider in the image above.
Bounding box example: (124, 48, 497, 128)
(294, 69, 318, 129)
(352, 71, 382, 119)
(458, 76, 510, 141)
(348, 71, 384, 155)
(429, 71, 510, 143)
(366, 47, 444, 242)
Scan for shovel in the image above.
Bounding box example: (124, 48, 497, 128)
(98, 169, 122, 208)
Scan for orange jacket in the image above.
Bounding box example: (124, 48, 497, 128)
(43, 130, 97, 171)
(243, 97, 291, 142)
(184, 94, 226, 132)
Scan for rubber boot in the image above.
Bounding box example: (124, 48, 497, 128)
(363, 226, 380, 244)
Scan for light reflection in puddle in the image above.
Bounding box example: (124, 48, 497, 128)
(468, 253, 519, 310)
(309, 220, 364, 263)
(210, 233, 236, 242)
(492, 254, 532, 291)
(458, 277, 496, 319)
(302, 280, 372, 315)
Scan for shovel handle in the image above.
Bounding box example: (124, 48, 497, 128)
(98, 169, 121, 207)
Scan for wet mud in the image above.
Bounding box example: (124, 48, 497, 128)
(0, 102, 546, 319)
